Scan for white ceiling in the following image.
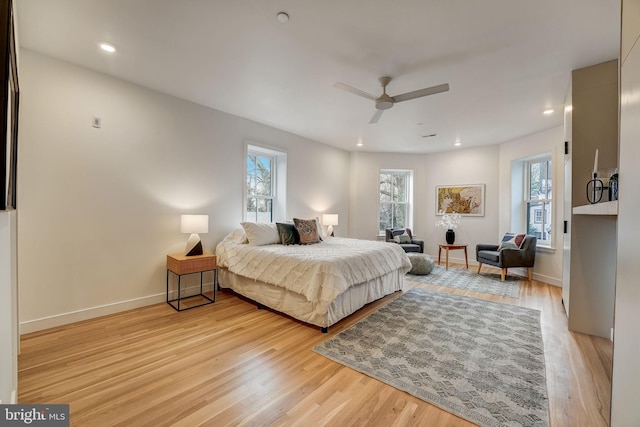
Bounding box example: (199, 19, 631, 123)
(16, 0, 620, 153)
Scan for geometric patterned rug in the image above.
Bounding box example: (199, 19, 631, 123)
(407, 264, 521, 298)
(314, 288, 549, 427)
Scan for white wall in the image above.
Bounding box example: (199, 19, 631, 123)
(17, 50, 350, 332)
(349, 145, 500, 265)
(499, 126, 565, 286)
(349, 151, 431, 240)
(422, 146, 500, 259)
(611, 0, 640, 422)
(349, 130, 564, 285)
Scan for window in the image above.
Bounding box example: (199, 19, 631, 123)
(525, 158, 552, 245)
(245, 144, 287, 223)
(534, 209, 543, 224)
(246, 153, 274, 222)
(379, 170, 413, 233)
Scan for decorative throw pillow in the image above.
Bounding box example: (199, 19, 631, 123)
(392, 229, 412, 244)
(398, 234, 412, 244)
(293, 218, 321, 245)
(240, 222, 280, 246)
(276, 222, 300, 245)
(498, 233, 526, 250)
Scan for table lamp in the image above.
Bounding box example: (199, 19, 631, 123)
(181, 214, 209, 256)
(322, 214, 338, 236)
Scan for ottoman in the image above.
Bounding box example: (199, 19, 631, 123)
(407, 252, 434, 275)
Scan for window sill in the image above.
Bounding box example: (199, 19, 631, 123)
(536, 245, 555, 254)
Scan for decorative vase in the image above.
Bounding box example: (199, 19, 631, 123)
(445, 229, 455, 244)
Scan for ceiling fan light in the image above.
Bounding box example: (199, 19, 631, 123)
(376, 94, 394, 110)
(376, 101, 393, 110)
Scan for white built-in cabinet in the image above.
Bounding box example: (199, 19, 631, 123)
(562, 60, 618, 339)
(611, 0, 640, 424)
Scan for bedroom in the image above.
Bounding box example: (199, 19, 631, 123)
(2, 0, 640, 425)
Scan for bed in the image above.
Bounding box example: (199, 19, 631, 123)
(215, 225, 411, 332)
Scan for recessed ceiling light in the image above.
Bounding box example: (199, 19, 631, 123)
(276, 12, 289, 23)
(454, 141, 462, 147)
(543, 109, 554, 115)
(99, 42, 116, 53)
(356, 142, 364, 147)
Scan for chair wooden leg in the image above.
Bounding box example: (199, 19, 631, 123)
(477, 263, 482, 274)
(527, 268, 532, 281)
(501, 268, 507, 282)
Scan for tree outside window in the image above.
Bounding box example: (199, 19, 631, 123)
(526, 158, 552, 245)
(246, 153, 273, 223)
(379, 170, 412, 233)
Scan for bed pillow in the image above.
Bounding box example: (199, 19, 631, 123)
(293, 218, 321, 245)
(498, 233, 526, 250)
(240, 222, 280, 246)
(223, 228, 248, 244)
(276, 222, 300, 245)
(315, 216, 326, 240)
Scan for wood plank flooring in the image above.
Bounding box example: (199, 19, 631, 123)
(18, 266, 612, 426)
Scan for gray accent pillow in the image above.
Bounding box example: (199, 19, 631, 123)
(399, 234, 412, 244)
(276, 222, 300, 245)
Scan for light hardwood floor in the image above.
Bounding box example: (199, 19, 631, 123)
(19, 266, 612, 426)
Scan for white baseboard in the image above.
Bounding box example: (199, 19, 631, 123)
(19, 293, 166, 334)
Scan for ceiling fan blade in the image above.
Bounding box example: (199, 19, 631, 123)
(369, 109, 384, 124)
(334, 82, 378, 101)
(392, 83, 450, 103)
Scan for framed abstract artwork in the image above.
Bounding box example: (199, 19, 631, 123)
(436, 184, 485, 216)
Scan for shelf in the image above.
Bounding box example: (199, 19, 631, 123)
(573, 200, 618, 215)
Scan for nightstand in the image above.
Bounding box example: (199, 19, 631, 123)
(166, 253, 216, 311)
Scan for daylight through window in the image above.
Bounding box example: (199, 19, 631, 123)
(526, 158, 552, 245)
(379, 170, 413, 233)
(246, 152, 274, 223)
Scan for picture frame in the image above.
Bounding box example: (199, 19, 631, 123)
(436, 184, 485, 216)
(0, 0, 19, 211)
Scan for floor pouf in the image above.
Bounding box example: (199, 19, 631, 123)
(407, 253, 434, 275)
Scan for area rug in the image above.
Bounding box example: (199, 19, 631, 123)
(407, 265, 521, 298)
(313, 288, 549, 427)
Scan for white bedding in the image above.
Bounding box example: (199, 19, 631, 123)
(215, 230, 411, 314)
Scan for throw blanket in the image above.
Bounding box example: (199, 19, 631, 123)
(216, 231, 411, 312)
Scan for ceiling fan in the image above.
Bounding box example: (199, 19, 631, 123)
(334, 76, 449, 124)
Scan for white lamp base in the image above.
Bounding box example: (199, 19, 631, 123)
(185, 233, 203, 256)
(326, 225, 334, 237)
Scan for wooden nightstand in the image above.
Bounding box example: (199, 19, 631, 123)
(166, 253, 217, 311)
(437, 243, 469, 270)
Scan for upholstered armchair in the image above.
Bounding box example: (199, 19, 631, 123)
(385, 228, 424, 253)
(476, 234, 537, 281)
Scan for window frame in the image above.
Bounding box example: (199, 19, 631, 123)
(524, 156, 552, 247)
(378, 169, 413, 234)
(244, 143, 287, 223)
(246, 151, 275, 223)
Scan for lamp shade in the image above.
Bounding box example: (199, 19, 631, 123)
(180, 215, 209, 234)
(322, 214, 339, 226)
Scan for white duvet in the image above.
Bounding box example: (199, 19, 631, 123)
(216, 229, 411, 312)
